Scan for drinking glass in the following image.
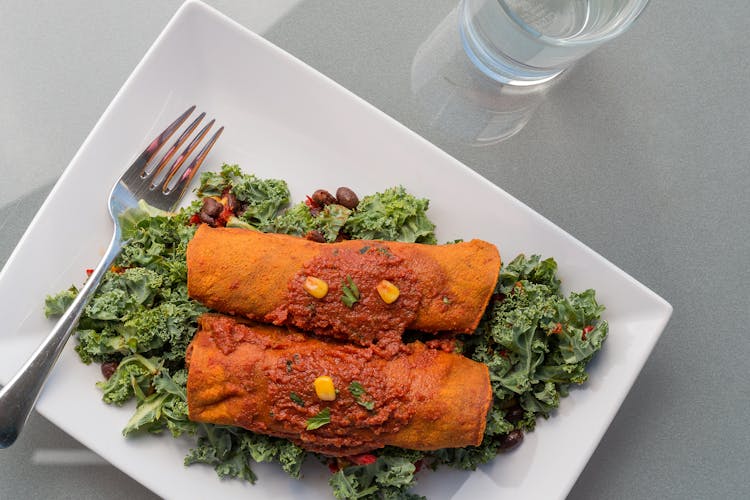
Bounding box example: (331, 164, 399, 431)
(412, 7, 557, 145)
(411, 0, 650, 144)
(460, 0, 651, 85)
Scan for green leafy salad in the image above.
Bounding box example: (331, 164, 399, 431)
(46, 164, 608, 499)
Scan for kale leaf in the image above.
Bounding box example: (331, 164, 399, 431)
(185, 425, 306, 483)
(44, 285, 78, 317)
(344, 186, 436, 244)
(95, 354, 161, 405)
(329, 454, 423, 500)
(196, 163, 291, 230)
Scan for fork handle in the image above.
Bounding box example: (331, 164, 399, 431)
(0, 235, 123, 448)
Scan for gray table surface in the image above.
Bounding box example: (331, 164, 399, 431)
(1, 1, 748, 499)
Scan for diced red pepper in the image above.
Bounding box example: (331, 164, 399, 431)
(414, 459, 424, 472)
(550, 322, 563, 334)
(85, 268, 94, 276)
(305, 195, 320, 209)
(327, 460, 341, 474)
(582, 325, 594, 340)
(215, 204, 234, 227)
(348, 453, 377, 465)
(188, 213, 201, 225)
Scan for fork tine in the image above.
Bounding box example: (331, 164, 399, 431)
(145, 111, 206, 184)
(120, 105, 196, 187)
(161, 125, 224, 208)
(160, 119, 215, 193)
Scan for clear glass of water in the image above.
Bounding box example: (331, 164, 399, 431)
(411, 5, 558, 145)
(460, 0, 651, 85)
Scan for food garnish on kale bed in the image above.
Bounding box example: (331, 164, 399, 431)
(45, 163, 608, 499)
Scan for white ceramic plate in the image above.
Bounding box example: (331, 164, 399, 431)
(0, 1, 672, 498)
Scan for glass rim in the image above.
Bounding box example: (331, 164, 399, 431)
(498, 0, 651, 48)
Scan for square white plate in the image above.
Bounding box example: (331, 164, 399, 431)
(0, 1, 672, 498)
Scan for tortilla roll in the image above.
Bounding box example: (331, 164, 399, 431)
(186, 314, 492, 456)
(187, 225, 500, 345)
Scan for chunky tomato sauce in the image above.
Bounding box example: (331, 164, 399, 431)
(279, 244, 421, 349)
(266, 343, 415, 452)
(187, 314, 492, 456)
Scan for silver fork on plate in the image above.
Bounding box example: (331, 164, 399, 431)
(0, 106, 223, 448)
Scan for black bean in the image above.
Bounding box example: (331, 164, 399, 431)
(499, 397, 518, 410)
(335, 187, 359, 209)
(312, 189, 337, 206)
(201, 197, 223, 218)
(225, 192, 240, 213)
(506, 406, 524, 424)
(100, 361, 119, 379)
(498, 430, 524, 451)
(305, 230, 326, 243)
(198, 211, 216, 226)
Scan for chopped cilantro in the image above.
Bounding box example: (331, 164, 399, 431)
(306, 407, 331, 430)
(341, 276, 360, 308)
(349, 381, 375, 410)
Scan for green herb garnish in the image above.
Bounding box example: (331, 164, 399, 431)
(306, 408, 331, 430)
(290, 392, 305, 407)
(341, 276, 360, 308)
(349, 381, 375, 410)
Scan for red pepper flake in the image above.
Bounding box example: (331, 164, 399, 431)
(550, 322, 563, 335)
(348, 453, 377, 466)
(582, 325, 594, 340)
(85, 268, 94, 276)
(305, 195, 320, 209)
(215, 204, 234, 227)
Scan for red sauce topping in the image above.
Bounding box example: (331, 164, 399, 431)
(279, 245, 421, 348)
(265, 343, 414, 452)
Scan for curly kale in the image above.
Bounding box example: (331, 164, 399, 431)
(344, 186, 436, 244)
(95, 354, 161, 405)
(466, 254, 608, 436)
(329, 454, 423, 500)
(44, 285, 79, 317)
(185, 425, 306, 483)
(196, 163, 291, 229)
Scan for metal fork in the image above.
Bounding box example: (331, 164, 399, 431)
(0, 106, 223, 448)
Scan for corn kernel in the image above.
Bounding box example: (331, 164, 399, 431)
(376, 280, 400, 304)
(304, 276, 329, 299)
(314, 375, 336, 401)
